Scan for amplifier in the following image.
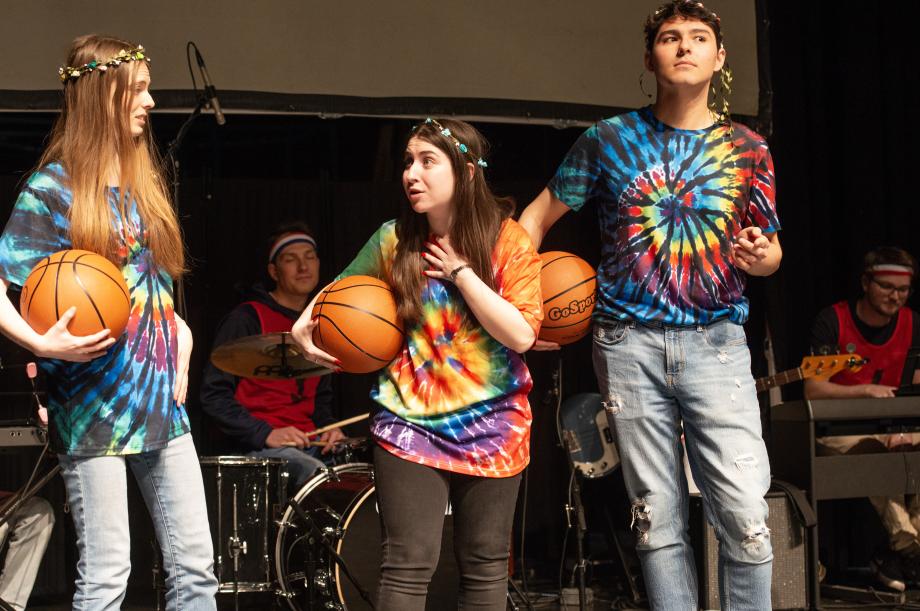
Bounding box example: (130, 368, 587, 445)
(0, 425, 46, 448)
(690, 491, 809, 610)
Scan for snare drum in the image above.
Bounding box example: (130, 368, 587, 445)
(199, 456, 287, 593)
(275, 463, 458, 610)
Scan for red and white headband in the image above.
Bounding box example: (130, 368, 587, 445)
(269, 233, 317, 263)
(868, 264, 914, 277)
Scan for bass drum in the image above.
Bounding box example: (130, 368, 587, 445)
(275, 463, 458, 610)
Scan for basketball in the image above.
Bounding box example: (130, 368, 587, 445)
(20, 250, 131, 337)
(312, 275, 404, 373)
(539, 251, 597, 345)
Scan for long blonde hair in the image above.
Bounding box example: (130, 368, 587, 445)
(38, 34, 185, 277)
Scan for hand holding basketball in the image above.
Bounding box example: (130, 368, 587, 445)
(291, 306, 342, 371)
(30, 306, 115, 362)
(21, 250, 131, 337)
(310, 275, 404, 373)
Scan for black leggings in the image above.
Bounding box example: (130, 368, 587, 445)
(373, 445, 522, 611)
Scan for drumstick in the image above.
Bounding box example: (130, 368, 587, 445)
(304, 412, 370, 438)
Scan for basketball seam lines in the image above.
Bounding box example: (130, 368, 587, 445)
(542, 276, 596, 305)
(542, 317, 592, 330)
(541, 255, 576, 270)
(316, 300, 404, 335)
(312, 314, 396, 363)
(24, 256, 51, 322)
(56, 260, 130, 304)
(53, 255, 64, 322)
(324, 283, 393, 294)
(71, 255, 107, 330)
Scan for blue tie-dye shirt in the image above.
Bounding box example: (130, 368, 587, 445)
(0, 163, 189, 456)
(549, 107, 780, 326)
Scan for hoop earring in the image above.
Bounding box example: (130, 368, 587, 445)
(638, 71, 652, 100)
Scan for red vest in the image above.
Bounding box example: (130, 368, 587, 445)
(829, 300, 912, 387)
(234, 301, 319, 432)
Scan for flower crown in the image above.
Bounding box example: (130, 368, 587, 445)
(58, 46, 149, 84)
(413, 118, 488, 168)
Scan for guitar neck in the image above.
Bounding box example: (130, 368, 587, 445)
(755, 367, 804, 393)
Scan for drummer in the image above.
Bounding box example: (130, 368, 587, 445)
(200, 221, 344, 487)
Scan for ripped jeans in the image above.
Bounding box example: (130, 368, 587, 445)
(593, 318, 772, 611)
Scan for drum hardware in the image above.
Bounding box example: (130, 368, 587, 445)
(283, 495, 376, 608)
(210, 332, 332, 379)
(228, 483, 247, 608)
(275, 463, 458, 611)
(198, 456, 285, 597)
(322, 465, 342, 482)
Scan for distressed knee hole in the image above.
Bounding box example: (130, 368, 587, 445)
(717, 350, 729, 364)
(742, 524, 771, 554)
(733, 453, 759, 472)
(630, 498, 651, 544)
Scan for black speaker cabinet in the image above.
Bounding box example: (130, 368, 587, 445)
(690, 491, 809, 610)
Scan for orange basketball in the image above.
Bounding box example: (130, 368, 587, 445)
(539, 251, 597, 345)
(312, 275, 405, 373)
(20, 250, 131, 337)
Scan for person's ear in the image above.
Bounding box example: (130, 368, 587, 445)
(268, 263, 279, 282)
(466, 162, 475, 181)
(714, 46, 726, 73)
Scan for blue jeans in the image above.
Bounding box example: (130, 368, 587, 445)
(58, 433, 217, 611)
(592, 318, 772, 611)
(246, 446, 325, 489)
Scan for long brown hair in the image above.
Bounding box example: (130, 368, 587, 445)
(390, 119, 514, 324)
(38, 34, 185, 277)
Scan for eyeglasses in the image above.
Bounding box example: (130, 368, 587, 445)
(870, 277, 914, 297)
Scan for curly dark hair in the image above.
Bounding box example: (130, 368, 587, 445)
(644, 0, 723, 52)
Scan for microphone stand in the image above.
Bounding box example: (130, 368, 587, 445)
(554, 359, 588, 611)
(164, 94, 204, 321)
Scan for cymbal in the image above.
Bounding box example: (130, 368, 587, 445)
(210, 332, 331, 379)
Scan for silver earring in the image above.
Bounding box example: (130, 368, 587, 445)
(639, 71, 652, 100)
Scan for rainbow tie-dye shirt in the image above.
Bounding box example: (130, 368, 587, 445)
(0, 163, 189, 456)
(339, 219, 542, 477)
(549, 107, 780, 326)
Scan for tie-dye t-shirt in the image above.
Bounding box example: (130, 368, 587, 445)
(338, 219, 542, 477)
(0, 163, 189, 456)
(549, 107, 780, 326)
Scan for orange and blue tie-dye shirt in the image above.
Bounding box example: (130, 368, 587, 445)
(338, 219, 542, 477)
(550, 107, 780, 326)
(0, 164, 189, 456)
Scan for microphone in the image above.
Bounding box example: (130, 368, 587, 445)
(193, 47, 226, 126)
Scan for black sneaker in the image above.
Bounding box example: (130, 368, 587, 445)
(872, 550, 907, 592)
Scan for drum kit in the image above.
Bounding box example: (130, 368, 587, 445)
(196, 333, 457, 611)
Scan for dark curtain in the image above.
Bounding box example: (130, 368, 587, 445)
(764, 0, 920, 390)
